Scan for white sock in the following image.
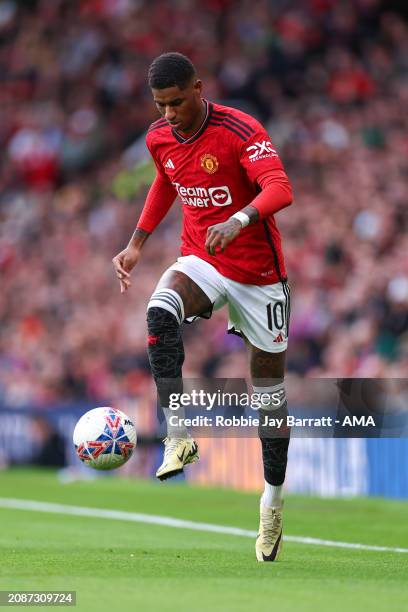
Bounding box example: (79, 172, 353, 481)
(262, 481, 284, 508)
(162, 407, 189, 439)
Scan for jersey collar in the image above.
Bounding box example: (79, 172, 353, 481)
(172, 100, 213, 144)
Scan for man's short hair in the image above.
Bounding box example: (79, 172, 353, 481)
(148, 52, 196, 90)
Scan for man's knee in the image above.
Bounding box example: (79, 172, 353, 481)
(147, 288, 185, 327)
(146, 289, 185, 383)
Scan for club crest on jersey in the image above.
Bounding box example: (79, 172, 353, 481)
(200, 153, 219, 174)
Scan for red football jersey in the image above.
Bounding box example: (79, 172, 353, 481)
(142, 100, 292, 285)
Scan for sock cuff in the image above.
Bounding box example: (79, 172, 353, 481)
(253, 383, 286, 412)
(147, 289, 185, 324)
(253, 382, 285, 394)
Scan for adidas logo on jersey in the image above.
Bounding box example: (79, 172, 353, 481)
(164, 158, 175, 170)
(273, 333, 285, 343)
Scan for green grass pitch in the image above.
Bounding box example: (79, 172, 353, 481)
(0, 468, 407, 611)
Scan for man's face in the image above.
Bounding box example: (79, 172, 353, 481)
(152, 80, 203, 134)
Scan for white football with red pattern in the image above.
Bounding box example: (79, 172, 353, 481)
(73, 407, 137, 470)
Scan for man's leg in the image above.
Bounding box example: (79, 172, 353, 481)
(247, 344, 289, 561)
(147, 269, 212, 480)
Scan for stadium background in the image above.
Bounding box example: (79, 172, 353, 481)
(0, 0, 408, 498)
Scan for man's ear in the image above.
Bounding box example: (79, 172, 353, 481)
(193, 79, 202, 95)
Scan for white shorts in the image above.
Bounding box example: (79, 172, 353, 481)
(168, 255, 290, 353)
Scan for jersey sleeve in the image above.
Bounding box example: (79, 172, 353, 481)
(238, 123, 293, 218)
(136, 134, 177, 233)
(239, 123, 285, 184)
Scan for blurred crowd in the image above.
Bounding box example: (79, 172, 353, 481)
(1, 0, 407, 407)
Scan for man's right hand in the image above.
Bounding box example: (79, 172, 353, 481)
(112, 245, 141, 293)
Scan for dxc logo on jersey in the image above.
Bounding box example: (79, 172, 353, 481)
(172, 182, 232, 208)
(246, 140, 278, 162)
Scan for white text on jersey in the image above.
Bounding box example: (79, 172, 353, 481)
(246, 140, 278, 162)
(172, 182, 232, 208)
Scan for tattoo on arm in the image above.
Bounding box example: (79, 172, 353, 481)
(128, 228, 150, 249)
(240, 204, 259, 225)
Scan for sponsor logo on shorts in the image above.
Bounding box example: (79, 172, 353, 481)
(172, 182, 232, 207)
(246, 140, 278, 162)
(273, 333, 285, 343)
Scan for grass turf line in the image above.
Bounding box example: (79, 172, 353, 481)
(0, 468, 407, 612)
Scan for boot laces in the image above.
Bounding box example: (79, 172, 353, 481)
(261, 508, 282, 547)
(163, 437, 184, 458)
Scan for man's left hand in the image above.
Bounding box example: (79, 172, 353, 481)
(205, 218, 242, 256)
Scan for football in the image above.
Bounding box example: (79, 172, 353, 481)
(73, 407, 137, 470)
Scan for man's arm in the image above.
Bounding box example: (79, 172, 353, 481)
(136, 172, 177, 234)
(205, 146, 293, 256)
(112, 168, 177, 292)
